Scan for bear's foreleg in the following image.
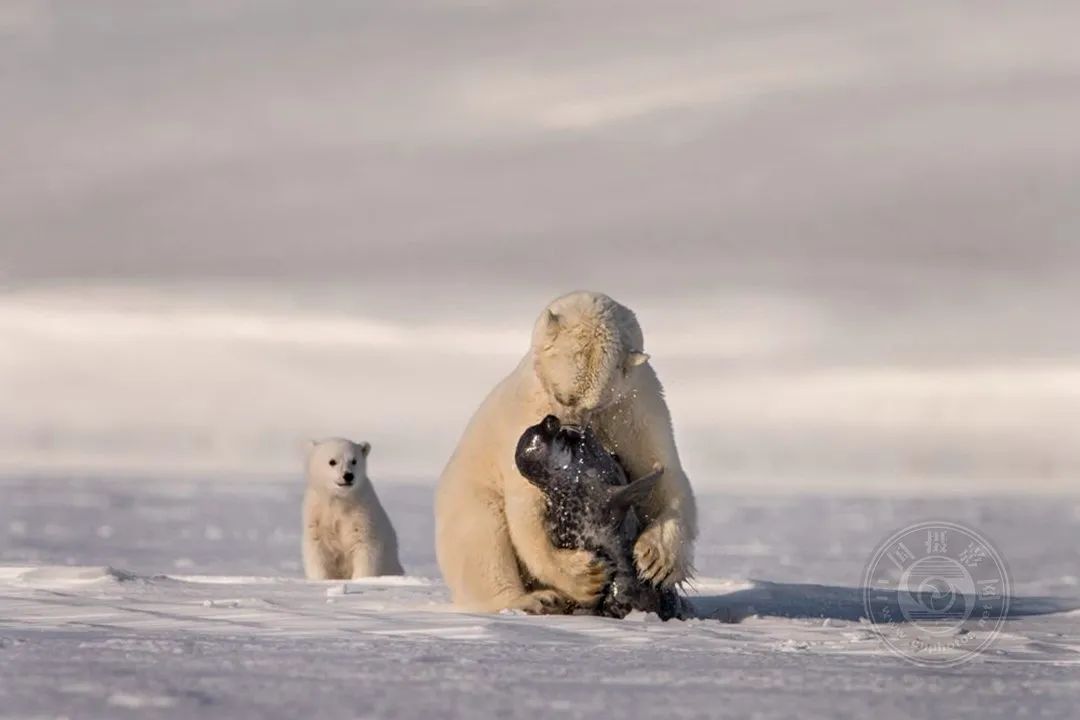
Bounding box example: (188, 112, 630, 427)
(601, 387, 698, 588)
(505, 486, 611, 608)
(634, 508, 693, 586)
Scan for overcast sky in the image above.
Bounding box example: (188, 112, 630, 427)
(3, 2, 1078, 302)
(2, 1, 1078, 485)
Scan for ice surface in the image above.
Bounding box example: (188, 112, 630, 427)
(1, 474, 1078, 718)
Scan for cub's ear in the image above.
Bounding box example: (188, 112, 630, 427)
(610, 463, 663, 512)
(303, 439, 317, 454)
(356, 441, 371, 458)
(627, 351, 650, 368)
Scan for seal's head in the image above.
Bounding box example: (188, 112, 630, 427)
(514, 414, 659, 527)
(515, 415, 609, 486)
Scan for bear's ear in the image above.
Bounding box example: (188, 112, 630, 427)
(543, 310, 563, 339)
(627, 351, 650, 368)
(303, 439, 317, 455)
(357, 441, 371, 458)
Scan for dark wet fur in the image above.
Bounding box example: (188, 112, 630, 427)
(515, 415, 682, 620)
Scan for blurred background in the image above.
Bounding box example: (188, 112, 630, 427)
(3, 0, 1079, 494)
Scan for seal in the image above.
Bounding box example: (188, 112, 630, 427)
(514, 414, 682, 619)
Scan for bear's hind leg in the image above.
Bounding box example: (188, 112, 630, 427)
(508, 589, 570, 614)
(436, 486, 549, 612)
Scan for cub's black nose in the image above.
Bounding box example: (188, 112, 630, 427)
(342, 472, 355, 483)
(541, 414, 561, 435)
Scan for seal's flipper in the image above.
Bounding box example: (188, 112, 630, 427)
(609, 465, 663, 513)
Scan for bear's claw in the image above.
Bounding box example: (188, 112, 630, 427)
(556, 549, 613, 607)
(515, 589, 569, 615)
(634, 519, 687, 588)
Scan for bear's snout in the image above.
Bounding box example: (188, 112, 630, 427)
(342, 472, 355, 485)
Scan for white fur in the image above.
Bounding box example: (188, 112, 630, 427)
(302, 438, 404, 580)
(435, 291, 697, 613)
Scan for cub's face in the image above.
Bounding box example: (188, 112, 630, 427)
(306, 438, 371, 494)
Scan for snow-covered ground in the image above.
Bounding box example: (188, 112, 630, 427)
(1, 474, 1079, 718)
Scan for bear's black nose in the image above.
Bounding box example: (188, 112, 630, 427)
(342, 472, 355, 483)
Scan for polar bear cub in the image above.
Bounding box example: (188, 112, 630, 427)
(302, 438, 404, 580)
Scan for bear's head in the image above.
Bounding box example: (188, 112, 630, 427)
(305, 438, 371, 494)
(530, 291, 649, 423)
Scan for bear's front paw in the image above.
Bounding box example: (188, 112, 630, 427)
(556, 548, 612, 607)
(634, 519, 690, 587)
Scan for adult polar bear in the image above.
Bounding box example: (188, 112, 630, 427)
(436, 291, 697, 613)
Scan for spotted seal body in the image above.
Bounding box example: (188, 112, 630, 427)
(515, 414, 681, 619)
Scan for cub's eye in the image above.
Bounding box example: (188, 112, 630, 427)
(328, 459, 337, 467)
(349, 459, 357, 466)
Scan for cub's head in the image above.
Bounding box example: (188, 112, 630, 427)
(305, 438, 371, 494)
(531, 291, 649, 423)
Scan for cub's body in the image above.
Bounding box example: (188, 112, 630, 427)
(302, 438, 403, 580)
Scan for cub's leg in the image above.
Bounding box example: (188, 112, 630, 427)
(303, 533, 339, 580)
(349, 543, 381, 580)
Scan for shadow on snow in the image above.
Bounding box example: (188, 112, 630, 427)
(684, 580, 1080, 623)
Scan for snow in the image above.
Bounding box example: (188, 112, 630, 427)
(1, 474, 1078, 718)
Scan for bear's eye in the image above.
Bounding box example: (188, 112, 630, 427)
(349, 459, 357, 466)
(328, 459, 337, 467)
